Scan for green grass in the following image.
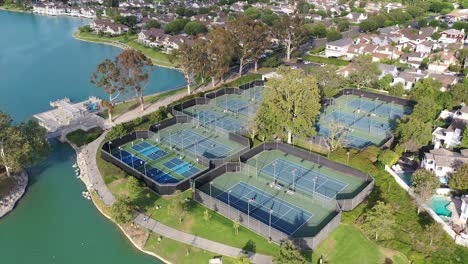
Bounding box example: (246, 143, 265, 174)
(329, 148, 468, 264)
(103, 174, 280, 256)
(66, 127, 103, 147)
(74, 31, 175, 68)
(312, 225, 409, 264)
(145, 232, 237, 264)
(222, 73, 262, 87)
(99, 87, 186, 120)
(302, 54, 349, 66)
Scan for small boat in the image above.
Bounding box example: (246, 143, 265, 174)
(72, 163, 78, 168)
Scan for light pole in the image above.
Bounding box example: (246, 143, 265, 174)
(227, 190, 232, 217)
(346, 151, 350, 165)
(118, 146, 122, 160)
(248, 198, 252, 228)
(292, 169, 297, 191)
(131, 154, 135, 168)
(209, 182, 213, 209)
(313, 176, 317, 200)
(141, 160, 146, 175)
(273, 161, 277, 184)
(156, 124, 161, 142)
(269, 209, 273, 239)
(108, 141, 112, 153)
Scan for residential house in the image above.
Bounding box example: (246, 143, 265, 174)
(400, 51, 426, 68)
(325, 38, 353, 58)
(392, 70, 426, 90)
(90, 19, 129, 36)
(399, 27, 435, 45)
(428, 51, 458, 73)
(428, 73, 459, 91)
(439, 29, 465, 44)
(345, 12, 367, 23)
(379, 63, 398, 78)
(432, 119, 466, 149)
(422, 148, 468, 182)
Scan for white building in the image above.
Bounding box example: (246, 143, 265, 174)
(422, 148, 468, 183)
(325, 38, 353, 58)
(461, 196, 468, 226)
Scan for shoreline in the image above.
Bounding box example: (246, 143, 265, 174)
(0, 171, 28, 219)
(69, 140, 172, 264)
(72, 32, 179, 70)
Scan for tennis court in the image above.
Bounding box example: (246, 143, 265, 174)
(216, 181, 314, 235)
(163, 157, 201, 178)
(131, 141, 167, 161)
(316, 93, 411, 148)
(194, 110, 244, 132)
(261, 158, 348, 199)
(217, 97, 258, 117)
(162, 129, 233, 159)
(145, 166, 179, 184)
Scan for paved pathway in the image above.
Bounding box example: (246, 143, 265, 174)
(78, 86, 273, 264)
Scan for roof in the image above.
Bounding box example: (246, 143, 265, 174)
(425, 148, 468, 168)
(327, 38, 353, 47)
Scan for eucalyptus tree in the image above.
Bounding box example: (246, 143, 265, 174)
(273, 15, 308, 61)
(116, 49, 153, 111)
(91, 59, 124, 122)
(206, 28, 237, 86)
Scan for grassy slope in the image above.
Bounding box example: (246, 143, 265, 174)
(74, 31, 176, 68)
(312, 225, 408, 264)
(66, 127, 103, 147)
(105, 176, 280, 256)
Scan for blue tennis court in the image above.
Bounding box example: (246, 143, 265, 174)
(132, 141, 167, 161)
(348, 99, 410, 119)
(324, 110, 390, 135)
(216, 182, 313, 235)
(145, 166, 179, 184)
(194, 110, 243, 132)
(261, 158, 348, 199)
(113, 150, 146, 168)
(317, 127, 371, 149)
(163, 129, 232, 159)
(217, 98, 255, 116)
(163, 158, 200, 178)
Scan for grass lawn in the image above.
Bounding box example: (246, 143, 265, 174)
(302, 54, 349, 66)
(105, 176, 280, 257)
(145, 232, 237, 264)
(66, 127, 103, 147)
(222, 73, 262, 87)
(74, 31, 176, 68)
(329, 148, 468, 264)
(99, 87, 186, 120)
(312, 225, 409, 264)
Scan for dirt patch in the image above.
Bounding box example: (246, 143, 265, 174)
(381, 247, 408, 263)
(122, 224, 149, 248)
(182, 215, 194, 232)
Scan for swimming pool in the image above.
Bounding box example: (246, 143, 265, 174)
(431, 196, 452, 217)
(396, 171, 412, 186)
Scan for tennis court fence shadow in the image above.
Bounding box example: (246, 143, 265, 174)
(193, 163, 342, 251)
(239, 142, 375, 211)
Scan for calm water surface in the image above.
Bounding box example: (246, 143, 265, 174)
(0, 10, 179, 263)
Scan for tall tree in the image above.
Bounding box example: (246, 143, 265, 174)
(230, 16, 271, 75)
(111, 195, 134, 224)
(412, 169, 439, 214)
(256, 67, 321, 144)
(324, 122, 348, 152)
(116, 49, 153, 111)
(305, 65, 346, 97)
(0, 113, 48, 177)
(206, 28, 237, 86)
(450, 163, 468, 193)
(349, 55, 381, 89)
(176, 43, 199, 94)
(273, 15, 308, 61)
(395, 116, 433, 152)
(274, 240, 305, 264)
(91, 59, 123, 122)
(362, 201, 395, 241)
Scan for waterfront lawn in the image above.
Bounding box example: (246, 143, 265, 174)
(105, 176, 280, 257)
(329, 148, 468, 264)
(100, 87, 186, 120)
(312, 225, 408, 264)
(74, 32, 175, 68)
(302, 54, 349, 66)
(145, 232, 237, 264)
(96, 149, 128, 185)
(66, 127, 103, 147)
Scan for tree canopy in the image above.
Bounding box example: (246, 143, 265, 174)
(0, 112, 48, 176)
(362, 201, 395, 241)
(183, 21, 207, 35)
(256, 67, 321, 144)
(274, 240, 305, 264)
(450, 164, 468, 193)
(111, 195, 134, 224)
(349, 55, 381, 89)
(273, 15, 308, 61)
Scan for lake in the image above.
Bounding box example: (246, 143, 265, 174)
(0, 10, 186, 264)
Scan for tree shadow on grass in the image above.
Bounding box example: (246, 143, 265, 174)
(242, 239, 256, 253)
(417, 211, 434, 227)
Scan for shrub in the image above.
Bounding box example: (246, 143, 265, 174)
(378, 149, 400, 166)
(262, 55, 282, 67)
(105, 124, 127, 141)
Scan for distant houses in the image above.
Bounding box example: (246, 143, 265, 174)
(90, 19, 129, 36)
(33, 2, 97, 18)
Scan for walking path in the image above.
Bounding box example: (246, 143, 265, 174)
(76, 87, 273, 263)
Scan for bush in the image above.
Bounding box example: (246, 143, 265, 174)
(79, 25, 92, 33)
(378, 149, 400, 166)
(262, 55, 282, 67)
(147, 106, 168, 124)
(66, 127, 103, 147)
(310, 46, 325, 54)
(105, 124, 127, 141)
(183, 21, 207, 35)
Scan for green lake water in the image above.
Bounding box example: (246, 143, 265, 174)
(0, 10, 181, 263)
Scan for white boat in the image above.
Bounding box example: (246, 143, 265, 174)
(72, 163, 77, 168)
